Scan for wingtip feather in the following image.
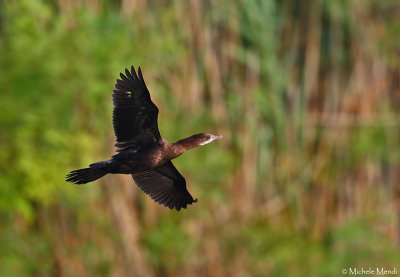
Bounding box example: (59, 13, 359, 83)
(125, 68, 133, 80)
(138, 66, 144, 81)
(131, 66, 138, 79)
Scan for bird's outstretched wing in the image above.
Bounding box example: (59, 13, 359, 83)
(131, 161, 197, 211)
(112, 66, 160, 151)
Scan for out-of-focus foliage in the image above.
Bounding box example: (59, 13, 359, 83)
(0, 0, 399, 276)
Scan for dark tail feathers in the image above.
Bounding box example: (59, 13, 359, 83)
(66, 161, 110, 184)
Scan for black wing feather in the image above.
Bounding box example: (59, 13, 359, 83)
(131, 161, 197, 211)
(112, 66, 160, 151)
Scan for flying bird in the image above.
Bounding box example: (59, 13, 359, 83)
(66, 66, 222, 210)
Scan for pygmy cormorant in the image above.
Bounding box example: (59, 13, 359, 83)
(66, 66, 222, 210)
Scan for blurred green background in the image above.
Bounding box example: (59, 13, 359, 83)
(1, 0, 400, 276)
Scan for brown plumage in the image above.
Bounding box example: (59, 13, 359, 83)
(66, 66, 222, 210)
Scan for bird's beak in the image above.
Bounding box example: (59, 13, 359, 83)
(213, 135, 223, 140)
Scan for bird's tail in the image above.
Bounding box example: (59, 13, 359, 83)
(66, 161, 110, 184)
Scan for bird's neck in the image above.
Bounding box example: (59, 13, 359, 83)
(170, 135, 201, 158)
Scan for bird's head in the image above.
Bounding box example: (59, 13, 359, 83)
(175, 133, 223, 152)
(192, 133, 223, 146)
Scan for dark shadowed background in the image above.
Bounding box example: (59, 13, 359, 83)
(1, 0, 400, 276)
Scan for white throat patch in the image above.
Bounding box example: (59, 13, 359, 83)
(199, 138, 214, 146)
